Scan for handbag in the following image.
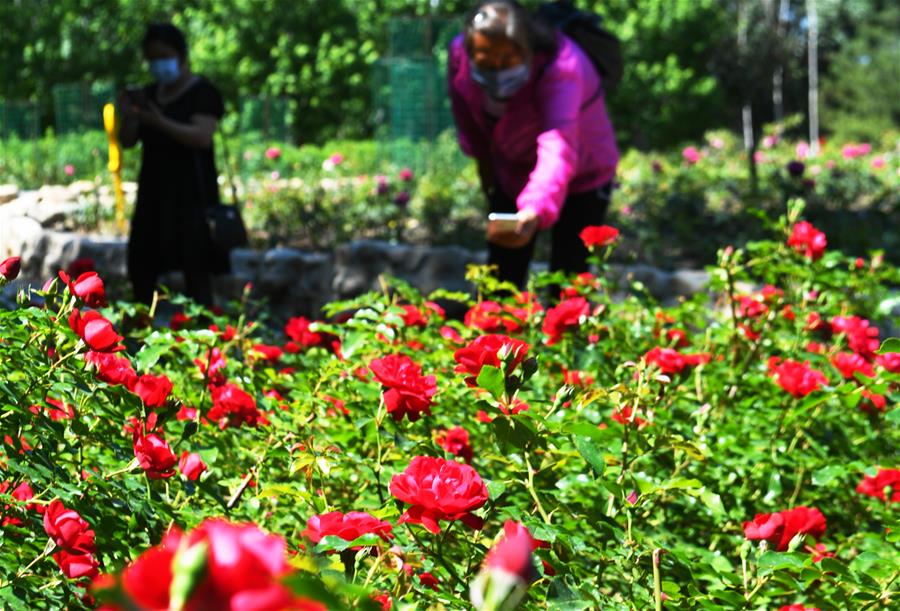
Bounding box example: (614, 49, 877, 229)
(205, 131, 249, 250)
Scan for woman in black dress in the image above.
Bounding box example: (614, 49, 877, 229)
(118, 23, 227, 307)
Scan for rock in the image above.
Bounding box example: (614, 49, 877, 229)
(37, 184, 74, 204)
(68, 180, 97, 196)
(609, 264, 672, 300)
(0, 184, 19, 204)
(669, 269, 710, 297)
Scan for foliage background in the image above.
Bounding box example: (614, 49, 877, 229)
(0, 0, 897, 146)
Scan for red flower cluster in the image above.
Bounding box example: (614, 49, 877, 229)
(579, 225, 619, 249)
(0, 480, 38, 527)
(389, 456, 489, 534)
(787, 221, 827, 261)
(831, 315, 880, 358)
(780, 606, 820, 611)
(465, 301, 525, 334)
(208, 383, 264, 429)
(43, 499, 99, 579)
(877, 352, 900, 373)
(133, 427, 177, 480)
(369, 355, 437, 422)
(97, 519, 325, 610)
(59, 270, 107, 308)
(856, 468, 900, 502)
(453, 334, 530, 387)
(642, 347, 710, 375)
(831, 351, 875, 379)
(284, 316, 340, 354)
(611, 405, 649, 427)
(542, 297, 589, 345)
(435, 426, 474, 462)
(302, 511, 394, 545)
(768, 358, 828, 397)
(68, 309, 123, 352)
(743, 506, 826, 551)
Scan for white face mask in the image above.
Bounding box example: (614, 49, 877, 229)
(469, 61, 531, 99)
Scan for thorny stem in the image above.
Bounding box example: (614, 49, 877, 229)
(524, 452, 552, 524)
(652, 548, 663, 611)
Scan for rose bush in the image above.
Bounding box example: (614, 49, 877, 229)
(0, 200, 898, 609)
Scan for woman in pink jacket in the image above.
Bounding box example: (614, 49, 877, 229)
(449, 0, 619, 288)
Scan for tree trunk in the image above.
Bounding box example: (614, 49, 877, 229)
(807, 0, 820, 155)
(773, 0, 790, 122)
(738, 1, 757, 192)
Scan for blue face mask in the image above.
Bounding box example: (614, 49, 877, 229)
(470, 61, 530, 100)
(149, 58, 181, 85)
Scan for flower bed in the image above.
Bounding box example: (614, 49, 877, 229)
(0, 202, 898, 609)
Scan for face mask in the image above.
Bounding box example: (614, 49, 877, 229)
(470, 61, 530, 100)
(149, 58, 181, 85)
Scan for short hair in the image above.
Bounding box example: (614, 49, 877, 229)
(142, 23, 188, 59)
(464, 1, 558, 57)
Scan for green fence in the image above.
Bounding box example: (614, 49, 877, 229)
(52, 82, 115, 134)
(373, 16, 463, 171)
(0, 100, 40, 139)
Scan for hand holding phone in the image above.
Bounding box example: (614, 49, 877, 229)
(487, 212, 520, 234)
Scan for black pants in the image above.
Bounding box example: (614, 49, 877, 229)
(488, 182, 612, 288)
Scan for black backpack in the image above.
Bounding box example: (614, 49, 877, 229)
(536, 1, 624, 91)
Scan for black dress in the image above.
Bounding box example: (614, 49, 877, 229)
(127, 76, 228, 306)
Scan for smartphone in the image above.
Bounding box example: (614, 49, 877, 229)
(488, 212, 520, 233)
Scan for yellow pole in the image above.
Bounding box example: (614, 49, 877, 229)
(103, 103, 126, 234)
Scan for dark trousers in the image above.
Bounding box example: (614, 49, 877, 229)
(488, 182, 612, 288)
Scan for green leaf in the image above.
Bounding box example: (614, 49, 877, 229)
(476, 365, 506, 401)
(313, 533, 382, 553)
(757, 551, 808, 575)
(812, 465, 845, 486)
(700, 488, 726, 518)
(877, 338, 900, 354)
(573, 436, 604, 477)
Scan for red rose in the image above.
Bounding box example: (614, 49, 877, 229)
(284, 316, 338, 352)
(435, 426, 474, 462)
(208, 383, 263, 429)
(85, 351, 137, 387)
(371, 592, 393, 610)
(251, 343, 283, 363)
(831, 351, 875, 379)
(1, 481, 40, 527)
(465, 301, 526, 333)
(194, 347, 228, 386)
(399, 304, 429, 328)
(129, 373, 173, 408)
(43, 499, 96, 554)
(484, 520, 538, 582)
(743, 506, 826, 551)
(369, 355, 437, 422)
(389, 456, 489, 534)
(59, 270, 107, 308)
(178, 451, 207, 481)
(53, 549, 99, 580)
(301, 511, 394, 545)
(611, 406, 649, 427)
(856, 468, 900, 502)
(779, 606, 821, 611)
(787, 221, 827, 261)
(859, 390, 887, 413)
(768, 358, 828, 397)
(542, 297, 589, 345)
(68, 309, 124, 352)
(876, 352, 900, 373)
(440, 325, 464, 344)
(579, 225, 619, 249)
(110, 520, 326, 611)
(418, 572, 439, 590)
(453, 334, 530, 387)
(133, 429, 177, 480)
(831, 315, 880, 358)
(169, 311, 191, 330)
(66, 257, 95, 278)
(0, 256, 21, 281)
(737, 295, 768, 319)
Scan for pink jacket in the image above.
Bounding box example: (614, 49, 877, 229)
(448, 33, 619, 229)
